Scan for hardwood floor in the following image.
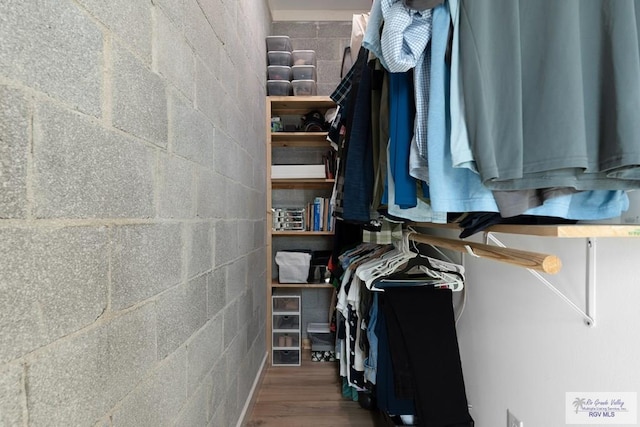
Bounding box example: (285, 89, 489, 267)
(244, 351, 384, 427)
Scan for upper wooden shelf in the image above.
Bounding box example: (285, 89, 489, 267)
(272, 231, 334, 236)
(268, 96, 335, 115)
(271, 132, 330, 148)
(486, 224, 640, 238)
(270, 281, 334, 289)
(271, 178, 335, 189)
(412, 222, 640, 238)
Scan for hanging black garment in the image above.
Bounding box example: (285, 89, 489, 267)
(342, 47, 375, 223)
(379, 287, 474, 427)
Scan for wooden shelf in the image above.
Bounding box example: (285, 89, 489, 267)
(271, 132, 330, 148)
(272, 231, 334, 236)
(271, 281, 334, 289)
(272, 178, 335, 189)
(268, 96, 335, 115)
(266, 96, 338, 366)
(485, 224, 640, 238)
(412, 222, 640, 238)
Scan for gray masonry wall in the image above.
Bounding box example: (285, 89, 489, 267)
(0, 1, 270, 426)
(271, 21, 352, 96)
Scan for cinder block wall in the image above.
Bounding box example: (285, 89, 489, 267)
(271, 22, 352, 96)
(0, 1, 270, 426)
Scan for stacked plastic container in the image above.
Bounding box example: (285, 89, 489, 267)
(266, 36, 317, 96)
(291, 50, 317, 96)
(266, 36, 292, 96)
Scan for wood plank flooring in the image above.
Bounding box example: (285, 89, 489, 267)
(244, 351, 384, 427)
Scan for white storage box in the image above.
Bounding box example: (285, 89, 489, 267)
(275, 251, 311, 283)
(271, 164, 325, 179)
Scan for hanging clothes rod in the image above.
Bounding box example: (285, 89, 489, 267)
(408, 233, 562, 274)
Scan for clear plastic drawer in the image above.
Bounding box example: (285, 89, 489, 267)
(273, 314, 300, 330)
(272, 349, 300, 366)
(272, 296, 300, 313)
(273, 332, 300, 348)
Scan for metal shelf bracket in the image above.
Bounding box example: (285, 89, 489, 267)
(485, 232, 596, 327)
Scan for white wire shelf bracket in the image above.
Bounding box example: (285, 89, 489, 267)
(484, 232, 596, 328)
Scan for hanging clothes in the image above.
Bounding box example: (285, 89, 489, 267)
(429, 0, 631, 222)
(342, 47, 375, 224)
(378, 286, 474, 427)
(426, 0, 501, 214)
(459, 0, 640, 191)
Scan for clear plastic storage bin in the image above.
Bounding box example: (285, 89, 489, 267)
(267, 65, 292, 81)
(292, 50, 316, 66)
(307, 323, 334, 352)
(266, 35, 292, 52)
(292, 65, 316, 81)
(267, 80, 292, 96)
(292, 80, 317, 96)
(268, 51, 292, 66)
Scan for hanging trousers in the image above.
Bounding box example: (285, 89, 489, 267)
(375, 294, 416, 417)
(379, 286, 474, 427)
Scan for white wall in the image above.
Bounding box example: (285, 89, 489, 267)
(455, 233, 640, 426)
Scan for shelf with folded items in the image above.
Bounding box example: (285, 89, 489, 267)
(267, 95, 338, 366)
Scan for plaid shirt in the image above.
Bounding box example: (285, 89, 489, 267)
(330, 64, 356, 110)
(362, 219, 403, 244)
(365, 0, 433, 160)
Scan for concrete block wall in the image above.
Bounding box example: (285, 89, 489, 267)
(0, 0, 270, 426)
(271, 22, 352, 96)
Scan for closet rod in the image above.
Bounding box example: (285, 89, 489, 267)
(408, 233, 562, 274)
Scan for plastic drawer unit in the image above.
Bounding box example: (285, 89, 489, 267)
(272, 295, 301, 366)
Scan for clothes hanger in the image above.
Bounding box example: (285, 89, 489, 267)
(365, 230, 465, 291)
(357, 231, 418, 287)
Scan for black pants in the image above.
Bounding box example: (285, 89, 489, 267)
(380, 287, 474, 427)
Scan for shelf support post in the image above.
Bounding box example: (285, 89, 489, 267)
(484, 232, 596, 327)
(585, 238, 596, 327)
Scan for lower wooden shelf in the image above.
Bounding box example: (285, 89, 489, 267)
(271, 281, 334, 289)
